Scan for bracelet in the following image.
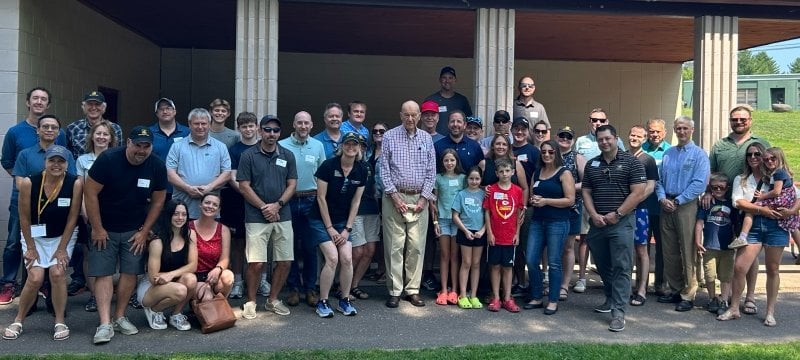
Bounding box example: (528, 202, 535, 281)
(433, 220, 439, 225)
(215, 265, 223, 272)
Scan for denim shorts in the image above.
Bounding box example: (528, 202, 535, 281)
(568, 202, 583, 236)
(309, 218, 351, 246)
(436, 217, 457, 237)
(747, 216, 790, 247)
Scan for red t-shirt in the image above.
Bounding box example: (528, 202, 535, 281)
(483, 183, 523, 245)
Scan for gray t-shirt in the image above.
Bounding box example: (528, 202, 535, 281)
(210, 127, 241, 149)
(236, 144, 297, 223)
(425, 91, 472, 136)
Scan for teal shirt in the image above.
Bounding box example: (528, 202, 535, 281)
(642, 140, 671, 168)
(451, 188, 485, 230)
(435, 173, 465, 219)
(278, 133, 326, 192)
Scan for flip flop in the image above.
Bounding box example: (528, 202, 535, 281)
(629, 294, 646, 306)
(716, 310, 741, 321)
(559, 288, 569, 301)
(764, 314, 777, 327)
(3, 322, 22, 340)
(53, 323, 69, 341)
(743, 300, 758, 315)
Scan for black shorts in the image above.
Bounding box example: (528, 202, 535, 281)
(487, 245, 515, 267)
(456, 230, 487, 247)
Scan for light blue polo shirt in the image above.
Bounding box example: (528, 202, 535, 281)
(279, 133, 326, 192)
(166, 135, 232, 218)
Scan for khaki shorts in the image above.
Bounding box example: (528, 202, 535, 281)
(245, 221, 294, 263)
(351, 214, 381, 247)
(581, 207, 591, 235)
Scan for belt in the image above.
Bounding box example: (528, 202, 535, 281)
(396, 188, 421, 195)
(294, 190, 317, 198)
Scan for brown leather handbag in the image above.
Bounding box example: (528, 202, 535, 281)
(191, 285, 236, 334)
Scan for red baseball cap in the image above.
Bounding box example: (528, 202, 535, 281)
(421, 100, 439, 113)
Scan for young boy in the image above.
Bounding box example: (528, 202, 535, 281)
(694, 172, 735, 315)
(483, 158, 525, 312)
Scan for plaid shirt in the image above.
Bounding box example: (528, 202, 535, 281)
(65, 118, 123, 159)
(379, 125, 436, 201)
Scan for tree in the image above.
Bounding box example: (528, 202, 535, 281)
(682, 61, 693, 80)
(789, 57, 800, 74)
(738, 50, 780, 75)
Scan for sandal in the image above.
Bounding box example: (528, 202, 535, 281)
(716, 310, 741, 321)
(630, 293, 646, 306)
(3, 322, 22, 340)
(559, 288, 568, 301)
(743, 300, 758, 315)
(435, 291, 448, 305)
(350, 287, 369, 300)
(457, 296, 472, 309)
(53, 323, 69, 341)
(764, 314, 777, 327)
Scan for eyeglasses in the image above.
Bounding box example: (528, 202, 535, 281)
(558, 134, 574, 141)
(764, 156, 778, 162)
(372, 129, 386, 135)
(39, 125, 59, 130)
(711, 185, 727, 191)
(340, 178, 350, 194)
(602, 167, 612, 180)
(590, 118, 608, 123)
(729, 117, 750, 123)
(534, 129, 547, 135)
(519, 83, 535, 89)
(494, 119, 510, 124)
(746, 152, 762, 158)
(541, 150, 556, 155)
(261, 127, 281, 133)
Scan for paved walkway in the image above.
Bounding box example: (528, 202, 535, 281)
(2, 250, 800, 354)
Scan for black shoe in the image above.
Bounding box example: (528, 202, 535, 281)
(657, 293, 681, 303)
(385, 295, 400, 308)
(523, 300, 544, 310)
(67, 282, 86, 296)
(543, 305, 558, 315)
(675, 300, 693, 312)
(405, 294, 426, 307)
(421, 277, 438, 292)
(511, 284, 528, 296)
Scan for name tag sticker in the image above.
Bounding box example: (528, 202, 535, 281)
(493, 192, 504, 200)
(173, 137, 183, 143)
(533, 181, 540, 188)
(57, 198, 71, 207)
(276, 159, 287, 167)
(518, 154, 528, 162)
(465, 198, 476, 205)
(305, 155, 316, 163)
(591, 161, 600, 167)
(529, 111, 539, 119)
(438, 106, 448, 113)
(137, 179, 151, 188)
(31, 224, 46, 237)
(449, 179, 460, 186)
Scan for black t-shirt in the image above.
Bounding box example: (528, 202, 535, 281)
(29, 173, 78, 238)
(88, 146, 168, 232)
(635, 152, 660, 211)
(311, 156, 367, 224)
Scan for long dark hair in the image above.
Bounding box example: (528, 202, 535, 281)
(154, 199, 191, 268)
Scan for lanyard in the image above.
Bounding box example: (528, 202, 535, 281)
(36, 171, 64, 224)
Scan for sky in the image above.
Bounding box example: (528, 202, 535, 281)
(749, 37, 800, 73)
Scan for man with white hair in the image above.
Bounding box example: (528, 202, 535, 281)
(66, 91, 123, 158)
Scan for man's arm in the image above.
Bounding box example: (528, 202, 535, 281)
(677, 151, 710, 205)
(84, 176, 107, 249)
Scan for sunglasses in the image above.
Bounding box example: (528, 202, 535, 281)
(494, 119, 510, 124)
(261, 126, 281, 133)
(729, 117, 750, 123)
(764, 156, 778, 162)
(519, 83, 535, 89)
(590, 117, 608, 123)
(372, 129, 386, 135)
(710, 185, 727, 191)
(541, 149, 556, 155)
(558, 134, 574, 141)
(534, 129, 547, 135)
(746, 152, 762, 158)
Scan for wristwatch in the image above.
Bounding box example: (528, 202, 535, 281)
(278, 200, 285, 207)
(345, 227, 353, 232)
(614, 210, 624, 218)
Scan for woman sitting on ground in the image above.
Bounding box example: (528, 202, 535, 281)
(191, 193, 234, 301)
(138, 199, 198, 331)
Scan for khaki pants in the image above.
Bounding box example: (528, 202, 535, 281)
(660, 199, 699, 301)
(382, 193, 429, 297)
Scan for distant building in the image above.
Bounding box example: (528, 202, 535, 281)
(684, 74, 800, 110)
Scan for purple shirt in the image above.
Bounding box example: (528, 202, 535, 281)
(379, 126, 436, 201)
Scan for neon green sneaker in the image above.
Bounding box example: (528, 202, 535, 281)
(457, 296, 473, 309)
(470, 297, 483, 309)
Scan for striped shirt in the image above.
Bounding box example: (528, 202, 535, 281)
(583, 150, 646, 214)
(379, 125, 436, 201)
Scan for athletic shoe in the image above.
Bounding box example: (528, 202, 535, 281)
(85, 295, 98, 312)
(609, 317, 626, 332)
(169, 313, 191, 331)
(707, 297, 721, 313)
(316, 299, 334, 318)
(0, 284, 14, 305)
(422, 276, 438, 292)
(128, 294, 143, 309)
(113, 316, 139, 335)
(264, 299, 290, 316)
(242, 301, 257, 320)
(257, 280, 271, 297)
(573, 278, 587, 293)
(229, 281, 244, 299)
(144, 307, 167, 330)
(728, 235, 748, 249)
(93, 324, 114, 344)
(337, 298, 358, 316)
(67, 282, 86, 296)
(594, 302, 612, 313)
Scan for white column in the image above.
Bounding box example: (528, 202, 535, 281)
(474, 8, 514, 135)
(693, 15, 738, 150)
(0, 0, 20, 248)
(236, 0, 278, 120)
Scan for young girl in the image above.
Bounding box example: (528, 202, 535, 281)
(730, 147, 800, 248)
(432, 149, 465, 305)
(451, 166, 486, 309)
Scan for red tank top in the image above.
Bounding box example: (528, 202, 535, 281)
(190, 221, 223, 273)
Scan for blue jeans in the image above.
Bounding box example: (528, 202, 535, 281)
(286, 197, 318, 292)
(526, 218, 570, 303)
(2, 202, 21, 285)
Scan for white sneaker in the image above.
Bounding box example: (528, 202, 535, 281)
(93, 324, 114, 344)
(242, 301, 257, 320)
(264, 299, 290, 316)
(573, 278, 587, 293)
(728, 235, 748, 249)
(257, 280, 271, 296)
(112, 316, 139, 335)
(169, 313, 191, 331)
(143, 307, 167, 330)
(229, 281, 244, 299)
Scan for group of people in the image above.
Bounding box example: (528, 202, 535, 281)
(0, 66, 795, 343)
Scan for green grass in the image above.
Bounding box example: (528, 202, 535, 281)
(5, 342, 800, 360)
